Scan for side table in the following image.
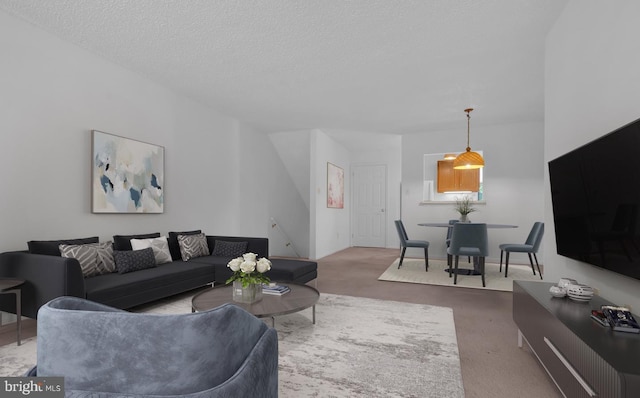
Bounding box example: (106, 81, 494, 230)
(0, 278, 24, 346)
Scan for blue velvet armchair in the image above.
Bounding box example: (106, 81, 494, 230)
(28, 296, 278, 397)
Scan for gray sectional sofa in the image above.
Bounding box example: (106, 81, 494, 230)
(0, 232, 317, 319)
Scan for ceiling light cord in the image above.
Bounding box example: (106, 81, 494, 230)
(453, 108, 484, 170)
(465, 108, 472, 151)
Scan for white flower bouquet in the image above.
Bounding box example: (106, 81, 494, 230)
(226, 252, 271, 287)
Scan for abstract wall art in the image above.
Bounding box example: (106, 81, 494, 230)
(92, 130, 164, 213)
(327, 162, 344, 209)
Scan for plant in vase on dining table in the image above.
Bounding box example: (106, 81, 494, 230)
(227, 253, 272, 303)
(454, 195, 476, 222)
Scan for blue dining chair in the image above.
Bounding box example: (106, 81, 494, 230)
(446, 219, 457, 266)
(499, 222, 544, 279)
(446, 219, 471, 266)
(394, 220, 429, 271)
(447, 223, 489, 286)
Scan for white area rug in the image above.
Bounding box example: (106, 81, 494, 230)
(0, 293, 464, 398)
(379, 258, 541, 292)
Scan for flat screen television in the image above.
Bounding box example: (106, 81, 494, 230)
(548, 117, 640, 281)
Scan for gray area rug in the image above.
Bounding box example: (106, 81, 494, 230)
(379, 258, 541, 292)
(0, 293, 464, 398)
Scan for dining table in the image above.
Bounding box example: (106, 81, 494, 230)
(418, 222, 518, 275)
(418, 222, 518, 229)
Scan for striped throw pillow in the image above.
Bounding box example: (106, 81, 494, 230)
(177, 233, 209, 261)
(59, 242, 115, 277)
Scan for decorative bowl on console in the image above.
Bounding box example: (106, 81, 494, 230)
(566, 283, 594, 302)
(557, 277, 578, 289)
(549, 285, 566, 298)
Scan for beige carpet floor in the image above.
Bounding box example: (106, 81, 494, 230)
(379, 258, 542, 291)
(313, 247, 561, 398)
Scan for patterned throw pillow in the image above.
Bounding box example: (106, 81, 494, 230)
(95, 242, 116, 273)
(167, 230, 202, 261)
(130, 236, 173, 265)
(59, 242, 115, 278)
(114, 248, 156, 274)
(211, 240, 248, 257)
(178, 233, 210, 261)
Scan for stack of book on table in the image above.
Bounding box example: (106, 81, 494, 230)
(590, 309, 610, 327)
(262, 284, 291, 296)
(597, 305, 640, 333)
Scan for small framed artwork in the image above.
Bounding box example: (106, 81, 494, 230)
(92, 130, 164, 213)
(327, 162, 344, 209)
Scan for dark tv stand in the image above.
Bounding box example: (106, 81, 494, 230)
(513, 281, 640, 397)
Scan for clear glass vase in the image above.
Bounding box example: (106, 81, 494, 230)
(232, 280, 263, 303)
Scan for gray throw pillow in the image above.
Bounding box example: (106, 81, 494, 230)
(95, 241, 116, 273)
(211, 240, 248, 257)
(59, 242, 115, 278)
(114, 248, 156, 274)
(168, 230, 202, 260)
(178, 233, 210, 261)
(130, 236, 173, 265)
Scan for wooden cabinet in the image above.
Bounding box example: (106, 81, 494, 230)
(514, 281, 640, 398)
(437, 160, 480, 193)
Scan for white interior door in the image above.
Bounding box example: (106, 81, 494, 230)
(352, 164, 387, 247)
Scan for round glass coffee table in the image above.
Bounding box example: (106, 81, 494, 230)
(192, 283, 320, 326)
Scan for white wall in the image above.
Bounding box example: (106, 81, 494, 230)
(269, 130, 311, 211)
(310, 130, 351, 259)
(237, 124, 310, 257)
(270, 128, 401, 258)
(545, 1, 640, 310)
(401, 121, 545, 262)
(0, 9, 306, 255)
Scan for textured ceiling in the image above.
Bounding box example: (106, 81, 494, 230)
(0, 0, 567, 134)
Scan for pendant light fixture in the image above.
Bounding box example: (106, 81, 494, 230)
(453, 108, 484, 170)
